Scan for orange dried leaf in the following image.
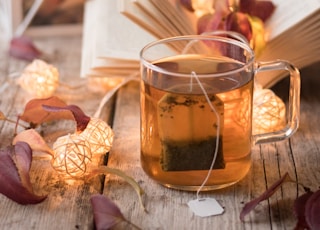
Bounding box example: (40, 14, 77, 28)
(19, 96, 74, 125)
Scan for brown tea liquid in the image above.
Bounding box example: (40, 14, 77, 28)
(140, 54, 253, 190)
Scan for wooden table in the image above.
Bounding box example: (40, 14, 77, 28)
(0, 35, 319, 230)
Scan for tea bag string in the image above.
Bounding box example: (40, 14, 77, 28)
(190, 71, 221, 200)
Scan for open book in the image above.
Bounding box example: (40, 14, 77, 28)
(81, 0, 320, 89)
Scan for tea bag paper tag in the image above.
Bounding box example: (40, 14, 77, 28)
(188, 198, 224, 217)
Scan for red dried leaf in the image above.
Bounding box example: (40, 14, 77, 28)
(90, 194, 126, 230)
(239, 0, 255, 13)
(9, 36, 42, 61)
(225, 12, 253, 42)
(293, 191, 314, 229)
(240, 173, 292, 221)
(19, 96, 73, 126)
(0, 142, 47, 204)
(239, 0, 275, 22)
(305, 190, 320, 229)
(179, 0, 194, 12)
(42, 104, 91, 132)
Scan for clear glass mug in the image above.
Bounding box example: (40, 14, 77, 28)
(139, 35, 300, 191)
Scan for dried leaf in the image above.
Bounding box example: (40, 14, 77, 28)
(305, 190, 320, 229)
(42, 104, 91, 132)
(240, 172, 292, 221)
(225, 12, 253, 42)
(90, 194, 126, 230)
(19, 96, 73, 126)
(293, 191, 314, 229)
(239, 0, 275, 22)
(0, 142, 47, 204)
(238, 0, 255, 13)
(13, 129, 54, 156)
(9, 36, 42, 61)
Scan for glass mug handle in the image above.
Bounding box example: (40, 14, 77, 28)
(253, 61, 301, 144)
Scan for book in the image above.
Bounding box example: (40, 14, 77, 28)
(256, 0, 320, 87)
(81, 0, 320, 89)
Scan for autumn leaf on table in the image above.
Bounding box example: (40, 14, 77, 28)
(241, 172, 320, 230)
(42, 104, 91, 132)
(293, 191, 314, 229)
(9, 36, 42, 61)
(91, 194, 141, 230)
(91, 194, 126, 229)
(240, 172, 293, 221)
(18, 96, 73, 127)
(305, 191, 320, 229)
(0, 142, 47, 204)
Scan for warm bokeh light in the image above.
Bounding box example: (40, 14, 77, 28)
(17, 59, 59, 98)
(52, 134, 92, 179)
(252, 87, 286, 134)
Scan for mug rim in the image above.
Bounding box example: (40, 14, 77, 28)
(140, 35, 255, 78)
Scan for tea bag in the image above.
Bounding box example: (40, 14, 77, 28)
(158, 84, 225, 171)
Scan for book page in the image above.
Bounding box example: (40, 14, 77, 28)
(265, 0, 320, 40)
(81, 0, 156, 77)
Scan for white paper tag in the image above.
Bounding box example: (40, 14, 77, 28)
(188, 198, 224, 217)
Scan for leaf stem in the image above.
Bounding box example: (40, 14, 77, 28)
(2, 117, 29, 130)
(88, 166, 146, 211)
(124, 219, 142, 230)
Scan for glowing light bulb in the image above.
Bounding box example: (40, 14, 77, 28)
(52, 134, 92, 179)
(18, 59, 59, 98)
(79, 117, 114, 155)
(252, 87, 286, 134)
